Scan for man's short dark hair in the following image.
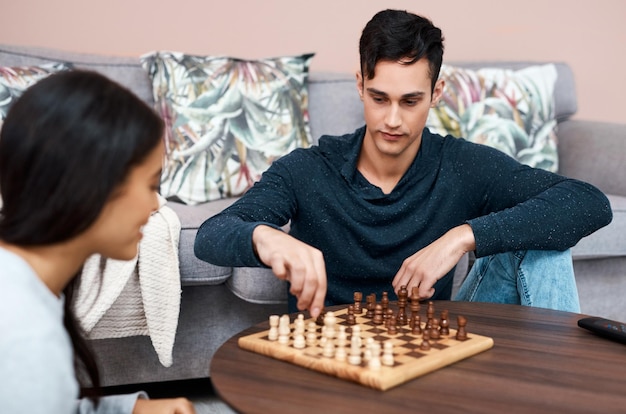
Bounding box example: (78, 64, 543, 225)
(359, 9, 445, 92)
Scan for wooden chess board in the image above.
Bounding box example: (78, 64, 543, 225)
(238, 303, 494, 391)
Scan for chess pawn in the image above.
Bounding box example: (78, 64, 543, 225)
(363, 337, 374, 363)
(324, 311, 337, 340)
(373, 304, 384, 325)
(456, 315, 468, 341)
(353, 291, 363, 314)
(337, 326, 348, 348)
(346, 305, 357, 325)
(426, 303, 435, 329)
(335, 328, 347, 361)
(348, 341, 362, 365)
(381, 291, 389, 312)
(268, 315, 279, 341)
(306, 321, 318, 347)
(315, 311, 326, 326)
(351, 325, 362, 348)
(412, 315, 422, 335)
(323, 338, 335, 358)
(335, 344, 347, 362)
(278, 314, 291, 345)
(387, 316, 398, 335)
(382, 341, 394, 366)
(293, 332, 306, 349)
(294, 314, 305, 333)
(368, 342, 381, 371)
(430, 318, 441, 340)
(385, 308, 394, 325)
(365, 294, 376, 318)
(410, 287, 421, 307)
(440, 310, 450, 336)
(420, 330, 431, 351)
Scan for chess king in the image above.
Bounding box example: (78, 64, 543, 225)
(194, 9, 612, 318)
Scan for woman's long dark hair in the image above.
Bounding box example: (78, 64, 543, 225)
(0, 70, 164, 394)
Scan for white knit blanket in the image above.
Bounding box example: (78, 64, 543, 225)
(72, 198, 181, 367)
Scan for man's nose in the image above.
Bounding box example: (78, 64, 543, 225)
(385, 104, 402, 128)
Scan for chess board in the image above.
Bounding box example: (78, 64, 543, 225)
(238, 303, 494, 391)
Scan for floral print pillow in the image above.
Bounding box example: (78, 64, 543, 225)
(0, 62, 73, 125)
(141, 51, 315, 205)
(0, 62, 72, 209)
(426, 64, 558, 171)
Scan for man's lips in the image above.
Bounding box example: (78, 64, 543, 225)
(381, 131, 403, 140)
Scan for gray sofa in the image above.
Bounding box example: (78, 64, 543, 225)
(1, 44, 625, 387)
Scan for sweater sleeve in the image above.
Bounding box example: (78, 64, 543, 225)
(460, 142, 613, 257)
(194, 156, 298, 267)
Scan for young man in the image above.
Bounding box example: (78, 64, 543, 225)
(194, 9, 612, 319)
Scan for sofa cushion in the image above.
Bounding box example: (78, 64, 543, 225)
(167, 199, 237, 285)
(228, 267, 288, 304)
(0, 62, 72, 124)
(426, 63, 559, 172)
(307, 72, 365, 143)
(0, 44, 154, 106)
(141, 51, 315, 205)
(449, 61, 577, 122)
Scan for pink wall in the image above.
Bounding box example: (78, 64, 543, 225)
(1, 0, 624, 123)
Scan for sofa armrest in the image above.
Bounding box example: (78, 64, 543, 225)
(558, 119, 626, 197)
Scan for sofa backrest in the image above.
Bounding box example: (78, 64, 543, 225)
(0, 44, 578, 144)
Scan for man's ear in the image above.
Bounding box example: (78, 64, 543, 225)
(356, 71, 364, 101)
(430, 78, 445, 107)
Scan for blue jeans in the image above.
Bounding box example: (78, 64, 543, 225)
(454, 250, 580, 312)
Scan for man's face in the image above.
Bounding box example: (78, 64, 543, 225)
(357, 58, 443, 160)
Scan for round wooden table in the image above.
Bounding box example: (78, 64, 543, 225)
(211, 301, 626, 413)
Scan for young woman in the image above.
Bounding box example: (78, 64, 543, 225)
(0, 70, 195, 414)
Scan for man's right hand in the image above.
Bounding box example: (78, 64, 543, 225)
(252, 225, 327, 318)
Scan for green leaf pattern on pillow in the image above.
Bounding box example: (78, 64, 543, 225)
(141, 52, 314, 205)
(426, 64, 558, 171)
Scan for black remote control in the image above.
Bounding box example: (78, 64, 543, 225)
(577, 316, 626, 344)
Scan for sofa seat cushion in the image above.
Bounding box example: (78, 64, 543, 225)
(572, 194, 626, 260)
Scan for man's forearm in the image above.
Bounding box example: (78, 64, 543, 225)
(468, 179, 612, 257)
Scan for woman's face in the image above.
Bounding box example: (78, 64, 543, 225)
(85, 143, 164, 261)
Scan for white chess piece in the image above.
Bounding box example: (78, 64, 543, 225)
(382, 341, 394, 366)
(322, 337, 335, 358)
(348, 340, 362, 365)
(293, 332, 306, 349)
(368, 342, 381, 371)
(278, 314, 291, 345)
(335, 343, 347, 362)
(324, 311, 337, 340)
(336, 326, 347, 348)
(294, 314, 305, 335)
(268, 315, 279, 341)
(351, 325, 362, 348)
(305, 321, 317, 347)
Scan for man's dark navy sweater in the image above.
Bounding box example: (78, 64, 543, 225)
(195, 126, 612, 307)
